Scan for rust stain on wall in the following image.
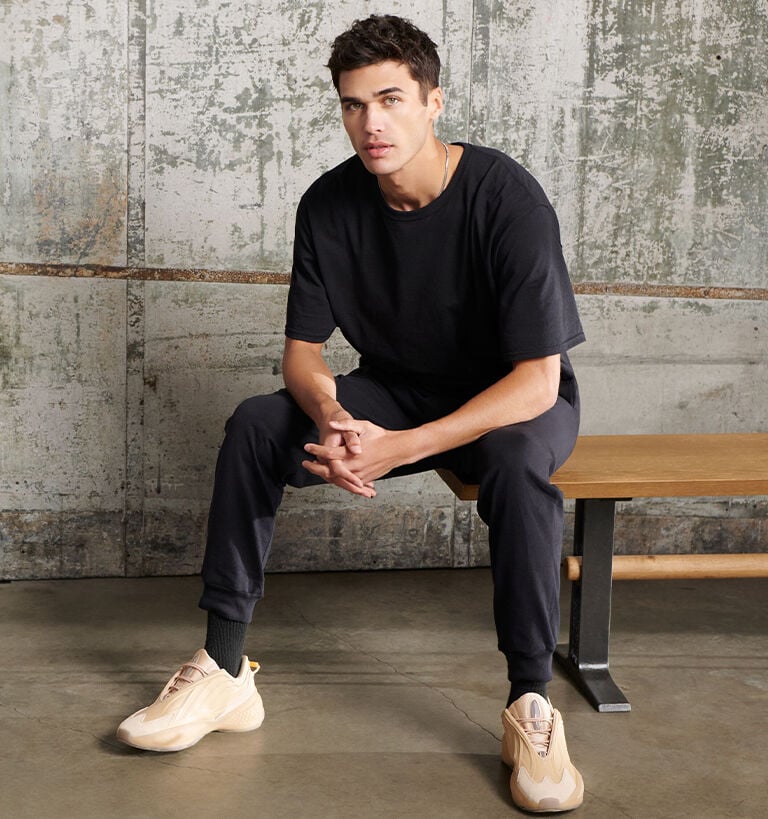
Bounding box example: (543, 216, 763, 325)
(2, 262, 767, 302)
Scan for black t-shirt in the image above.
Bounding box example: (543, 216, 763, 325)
(285, 142, 585, 395)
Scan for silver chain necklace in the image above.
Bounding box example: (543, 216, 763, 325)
(378, 141, 451, 203)
(437, 140, 450, 195)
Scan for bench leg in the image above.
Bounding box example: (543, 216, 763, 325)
(554, 498, 631, 712)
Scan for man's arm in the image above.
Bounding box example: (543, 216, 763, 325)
(282, 337, 343, 432)
(282, 337, 375, 497)
(412, 353, 561, 457)
(303, 353, 561, 489)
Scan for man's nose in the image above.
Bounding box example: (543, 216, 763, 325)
(363, 107, 384, 133)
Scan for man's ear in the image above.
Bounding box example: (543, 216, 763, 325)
(429, 86, 444, 120)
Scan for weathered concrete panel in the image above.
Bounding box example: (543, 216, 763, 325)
(140, 281, 289, 506)
(0, 275, 127, 578)
(142, 1, 473, 271)
(270, 501, 453, 572)
(572, 295, 767, 434)
(0, 1, 128, 265)
(0, 511, 125, 579)
(469, 0, 591, 260)
(573, 0, 768, 288)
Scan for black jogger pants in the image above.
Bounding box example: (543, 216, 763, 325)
(200, 367, 580, 685)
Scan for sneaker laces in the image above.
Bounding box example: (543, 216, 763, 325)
(160, 652, 258, 700)
(164, 660, 210, 698)
(511, 695, 554, 757)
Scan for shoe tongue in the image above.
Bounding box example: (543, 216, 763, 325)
(170, 650, 220, 690)
(190, 649, 220, 674)
(510, 694, 553, 757)
(513, 693, 552, 720)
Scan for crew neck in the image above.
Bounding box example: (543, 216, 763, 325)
(374, 142, 470, 220)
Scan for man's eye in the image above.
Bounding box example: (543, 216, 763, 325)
(345, 102, 363, 112)
(384, 96, 400, 106)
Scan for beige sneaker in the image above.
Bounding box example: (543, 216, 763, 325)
(501, 693, 584, 813)
(116, 649, 264, 752)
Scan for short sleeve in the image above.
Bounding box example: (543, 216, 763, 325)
(284, 195, 337, 342)
(493, 204, 585, 362)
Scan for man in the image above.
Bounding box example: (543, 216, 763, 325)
(117, 14, 585, 814)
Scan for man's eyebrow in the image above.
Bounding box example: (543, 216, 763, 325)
(339, 86, 407, 104)
(374, 86, 406, 96)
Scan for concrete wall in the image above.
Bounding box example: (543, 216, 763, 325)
(1, 0, 766, 580)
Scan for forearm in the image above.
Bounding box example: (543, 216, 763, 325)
(403, 355, 561, 464)
(281, 337, 341, 427)
(284, 336, 370, 493)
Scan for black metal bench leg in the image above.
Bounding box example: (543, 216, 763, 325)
(554, 498, 631, 712)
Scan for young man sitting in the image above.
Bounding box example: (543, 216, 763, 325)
(117, 14, 586, 813)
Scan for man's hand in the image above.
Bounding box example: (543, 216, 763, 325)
(308, 413, 379, 498)
(303, 419, 413, 498)
(319, 408, 363, 455)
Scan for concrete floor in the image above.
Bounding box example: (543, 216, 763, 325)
(1, 569, 767, 818)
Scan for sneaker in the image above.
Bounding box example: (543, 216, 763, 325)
(116, 649, 264, 752)
(501, 693, 584, 813)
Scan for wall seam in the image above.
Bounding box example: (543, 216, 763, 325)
(1, 263, 765, 302)
(124, 0, 148, 577)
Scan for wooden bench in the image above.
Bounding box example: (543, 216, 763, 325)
(437, 433, 768, 712)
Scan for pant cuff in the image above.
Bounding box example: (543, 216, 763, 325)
(505, 650, 553, 684)
(199, 583, 260, 623)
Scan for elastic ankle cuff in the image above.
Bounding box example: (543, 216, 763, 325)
(505, 650, 553, 684)
(199, 584, 258, 623)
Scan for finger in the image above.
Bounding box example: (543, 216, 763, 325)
(302, 460, 376, 497)
(327, 420, 364, 453)
(342, 430, 363, 454)
(302, 458, 365, 489)
(328, 418, 363, 431)
(327, 466, 377, 495)
(336, 480, 376, 498)
(328, 419, 366, 436)
(325, 459, 367, 487)
(305, 442, 347, 460)
(301, 459, 333, 481)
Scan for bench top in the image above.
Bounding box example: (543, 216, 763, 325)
(438, 433, 768, 500)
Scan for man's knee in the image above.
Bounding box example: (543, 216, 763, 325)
(476, 398, 579, 482)
(224, 390, 309, 449)
(476, 424, 555, 483)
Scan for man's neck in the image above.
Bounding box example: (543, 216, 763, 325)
(377, 138, 451, 212)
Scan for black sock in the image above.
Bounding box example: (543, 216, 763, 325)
(204, 611, 248, 677)
(506, 680, 548, 708)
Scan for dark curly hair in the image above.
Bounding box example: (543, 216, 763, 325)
(327, 15, 441, 104)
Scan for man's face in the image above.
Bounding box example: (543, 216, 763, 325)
(338, 60, 442, 180)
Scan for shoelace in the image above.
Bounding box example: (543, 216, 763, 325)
(518, 713, 553, 757)
(165, 660, 209, 697)
(163, 658, 260, 699)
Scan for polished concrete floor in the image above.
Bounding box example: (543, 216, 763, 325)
(1, 569, 766, 818)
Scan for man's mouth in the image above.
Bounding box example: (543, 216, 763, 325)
(364, 142, 392, 159)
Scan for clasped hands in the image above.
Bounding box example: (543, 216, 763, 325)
(302, 414, 411, 498)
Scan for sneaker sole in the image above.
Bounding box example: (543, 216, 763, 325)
(117, 689, 265, 753)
